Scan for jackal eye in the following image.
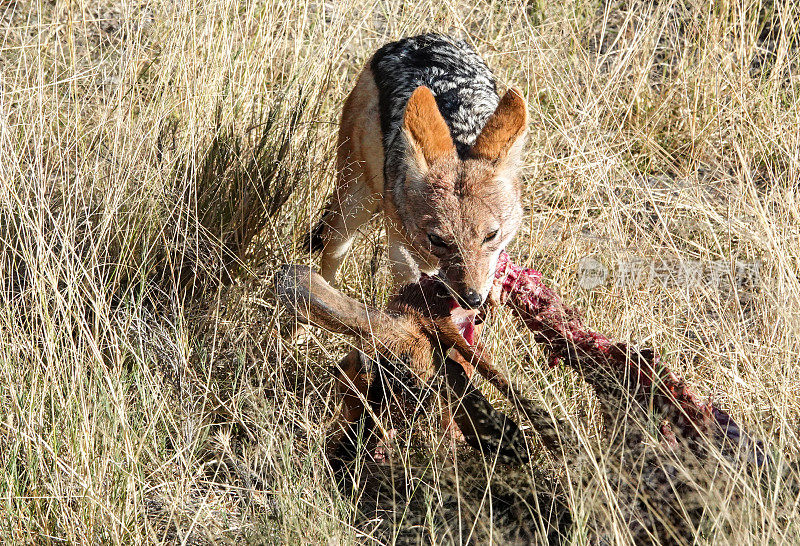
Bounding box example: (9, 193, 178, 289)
(427, 233, 447, 248)
(484, 230, 499, 243)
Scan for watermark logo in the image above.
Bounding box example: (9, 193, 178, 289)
(577, 256, 609, 290)
(578, 255, 760, 297)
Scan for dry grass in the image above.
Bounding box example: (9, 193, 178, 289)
(1, 0, 799, 543)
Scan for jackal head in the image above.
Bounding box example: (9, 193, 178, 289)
(397, 86, 527, 309)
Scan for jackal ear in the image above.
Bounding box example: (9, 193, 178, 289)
(403, 86, 456, 168)
(469, 88, 528, 164)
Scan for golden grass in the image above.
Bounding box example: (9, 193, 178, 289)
(0, 0, 798, 543)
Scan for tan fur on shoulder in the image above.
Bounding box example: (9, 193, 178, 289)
(469, 88, 528, 162)
(403, 86, 455, 166)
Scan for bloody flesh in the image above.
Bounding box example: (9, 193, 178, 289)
(489, 251, 768, 466)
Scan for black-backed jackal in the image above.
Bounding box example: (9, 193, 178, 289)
(309, 33, 528, 309)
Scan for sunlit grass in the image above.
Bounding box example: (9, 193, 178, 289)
(0, 0, 798, 543)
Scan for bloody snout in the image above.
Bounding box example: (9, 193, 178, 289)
(459, 289, 483, 309)
(440, 256, 490, 309)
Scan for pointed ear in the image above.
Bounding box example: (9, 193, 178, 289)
(403, 86, 455, 168)
(469, 87, 528, 163)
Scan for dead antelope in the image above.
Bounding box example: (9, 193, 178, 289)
(275, 263, 544, 465)
(277, 254, 772, 544)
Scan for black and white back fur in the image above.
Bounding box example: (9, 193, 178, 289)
(371, 34, 501, 177)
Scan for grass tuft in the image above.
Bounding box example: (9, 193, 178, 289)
(0, 0, 798, 543)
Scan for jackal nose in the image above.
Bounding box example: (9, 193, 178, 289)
(460, 290, 483, 309)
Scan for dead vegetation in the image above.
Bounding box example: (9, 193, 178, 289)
(0, 0, 799, 543)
